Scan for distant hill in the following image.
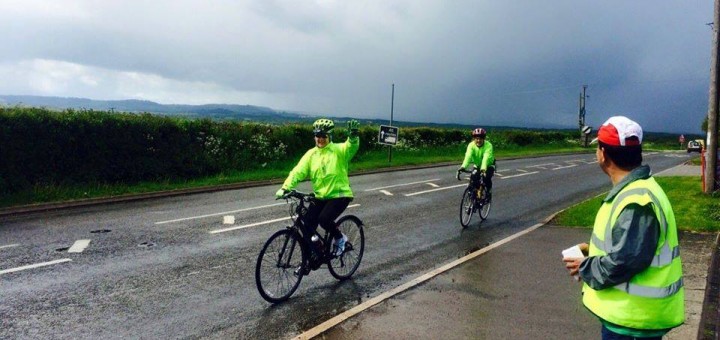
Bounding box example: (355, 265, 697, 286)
(0, 95, 305, 123)
(0, 94, 694, 137)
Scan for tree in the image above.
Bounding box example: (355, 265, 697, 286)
(703, 115, 709, 132)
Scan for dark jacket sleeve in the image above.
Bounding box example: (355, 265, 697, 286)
(579, 203, 660, 290)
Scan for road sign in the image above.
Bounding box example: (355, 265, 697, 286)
(378, 125, 399, 145)
(679, 134, 685, 143)
(581, 125, 592, 135)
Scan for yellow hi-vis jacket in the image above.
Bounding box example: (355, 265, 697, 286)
(282, 136, 359, 199)
(583, 177, 684, 330)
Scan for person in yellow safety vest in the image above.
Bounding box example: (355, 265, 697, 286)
(458, 127, 496, 202)
(276, 118, 360, 258)
(563, 116, 684, 340)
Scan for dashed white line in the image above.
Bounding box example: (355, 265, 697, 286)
(404, 184, 466, 197)
(155, 202, 286, 225)
(0, 244, 19, 250)
(426, 183, 440, 188)
(209, 204, 360, 234)
(0, 259, 72, 275)
(68, 239, 91, 253)
(379, 190, 394, 196)
(365, 178, 441, 191)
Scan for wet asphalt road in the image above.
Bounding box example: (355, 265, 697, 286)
(0, 152, 693, 339)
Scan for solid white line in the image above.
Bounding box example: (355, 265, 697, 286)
(68, 239, 91, 253)
(0, 244, 19, 250)
(0, 259, 72, 275)
(379, 190, 394, 196)
(527, 163, 555, 168)
(210, 216, 291, 234)
(552, 164, 578, 170)
(209, 204, 361, 234)
(364, 178, 442, 191)
(155, 202, 286, 225)
(426, 183, 440, 188)
(404, 184, 466, 196)
(500, 171, 539, 179)
(291, 219, 553, 340)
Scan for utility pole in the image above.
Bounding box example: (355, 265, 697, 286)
(388, 84, 394, 162)
(706, 0, 719, 194)
(578, 85, 588, 147)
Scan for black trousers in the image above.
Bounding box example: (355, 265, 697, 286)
(471, 166, 495, 191)
(303, 197, 352, 241)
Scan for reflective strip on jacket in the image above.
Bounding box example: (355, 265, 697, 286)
(282, 136, 359, 199)
(582, 177, 684, 330)
(461, 141, 495, 171)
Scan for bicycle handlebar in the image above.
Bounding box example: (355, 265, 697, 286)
(278, 189, 316, 202)
(456, 167, 485, 181)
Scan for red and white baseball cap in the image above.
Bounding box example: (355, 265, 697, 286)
(593, 116, 643, 146)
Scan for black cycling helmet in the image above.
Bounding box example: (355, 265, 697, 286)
(472, 128, 486, 138)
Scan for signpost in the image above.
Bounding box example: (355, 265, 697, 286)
(679, 134, 685, 149)
(581, 125, 592, 147)
(378, 125, 399, 145)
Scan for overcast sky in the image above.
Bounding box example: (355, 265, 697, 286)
(0, 0, 713, 133)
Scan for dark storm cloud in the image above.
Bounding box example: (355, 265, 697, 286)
(0, 0, 712, 133)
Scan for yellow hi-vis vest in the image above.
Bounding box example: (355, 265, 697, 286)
(582, 177, 684, 330)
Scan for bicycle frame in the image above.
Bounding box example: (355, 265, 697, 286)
(284, 192, 335, 265)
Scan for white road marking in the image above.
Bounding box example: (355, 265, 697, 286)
(426, 183, 440, 188)
(223, 215, 235, 224)
(364, 178, 441, 191)
(500, 171, 539, 179)
(552, 164, 578, 170)
(0, 244, 19, 250)
(405, 184, 466, 196)
(291, 214, 558, 340)
(68, 240, 91, 253)
(526, 163, 555, 168)
(0, 259, 72, 275)
(379, 190, 394, 196)
(210, 216, 291, 234)
(209, 204, 360, 234)
(154, 202, 286, 225)
(516, 169, 528, 173)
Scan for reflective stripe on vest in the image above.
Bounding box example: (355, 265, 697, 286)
(590, 187, 682, 298)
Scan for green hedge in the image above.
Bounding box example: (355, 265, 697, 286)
(0, 107, 586, 194)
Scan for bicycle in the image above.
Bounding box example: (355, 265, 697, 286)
(456, 167, 492, 228)
(255, 190, 365, 303)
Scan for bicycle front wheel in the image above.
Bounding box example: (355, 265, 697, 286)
(255, 229, 306, 303)
(479, 198, 491, 220)
(328, 215, 364, 280)
(459, 187, 474, 228)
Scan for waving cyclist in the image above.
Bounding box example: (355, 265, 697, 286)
(276, 118, 360, 256)
(459, 128, 496, 202)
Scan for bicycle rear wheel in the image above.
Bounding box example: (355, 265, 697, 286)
(255, 229, 306, 303)
(328, 215, 364, 280)
(459, 187, 474, 228)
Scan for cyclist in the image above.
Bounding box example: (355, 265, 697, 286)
(458, 127, 496, 202)
(276, 118, 360, 256)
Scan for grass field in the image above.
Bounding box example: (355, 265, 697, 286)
(553, 176, 720, 232)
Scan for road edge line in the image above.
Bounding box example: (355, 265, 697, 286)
(291, 211, 562, 340)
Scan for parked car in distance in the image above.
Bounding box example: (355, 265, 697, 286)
(687, 139, 704, 153)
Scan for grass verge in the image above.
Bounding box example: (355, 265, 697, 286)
(553, 176, 720, 232)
